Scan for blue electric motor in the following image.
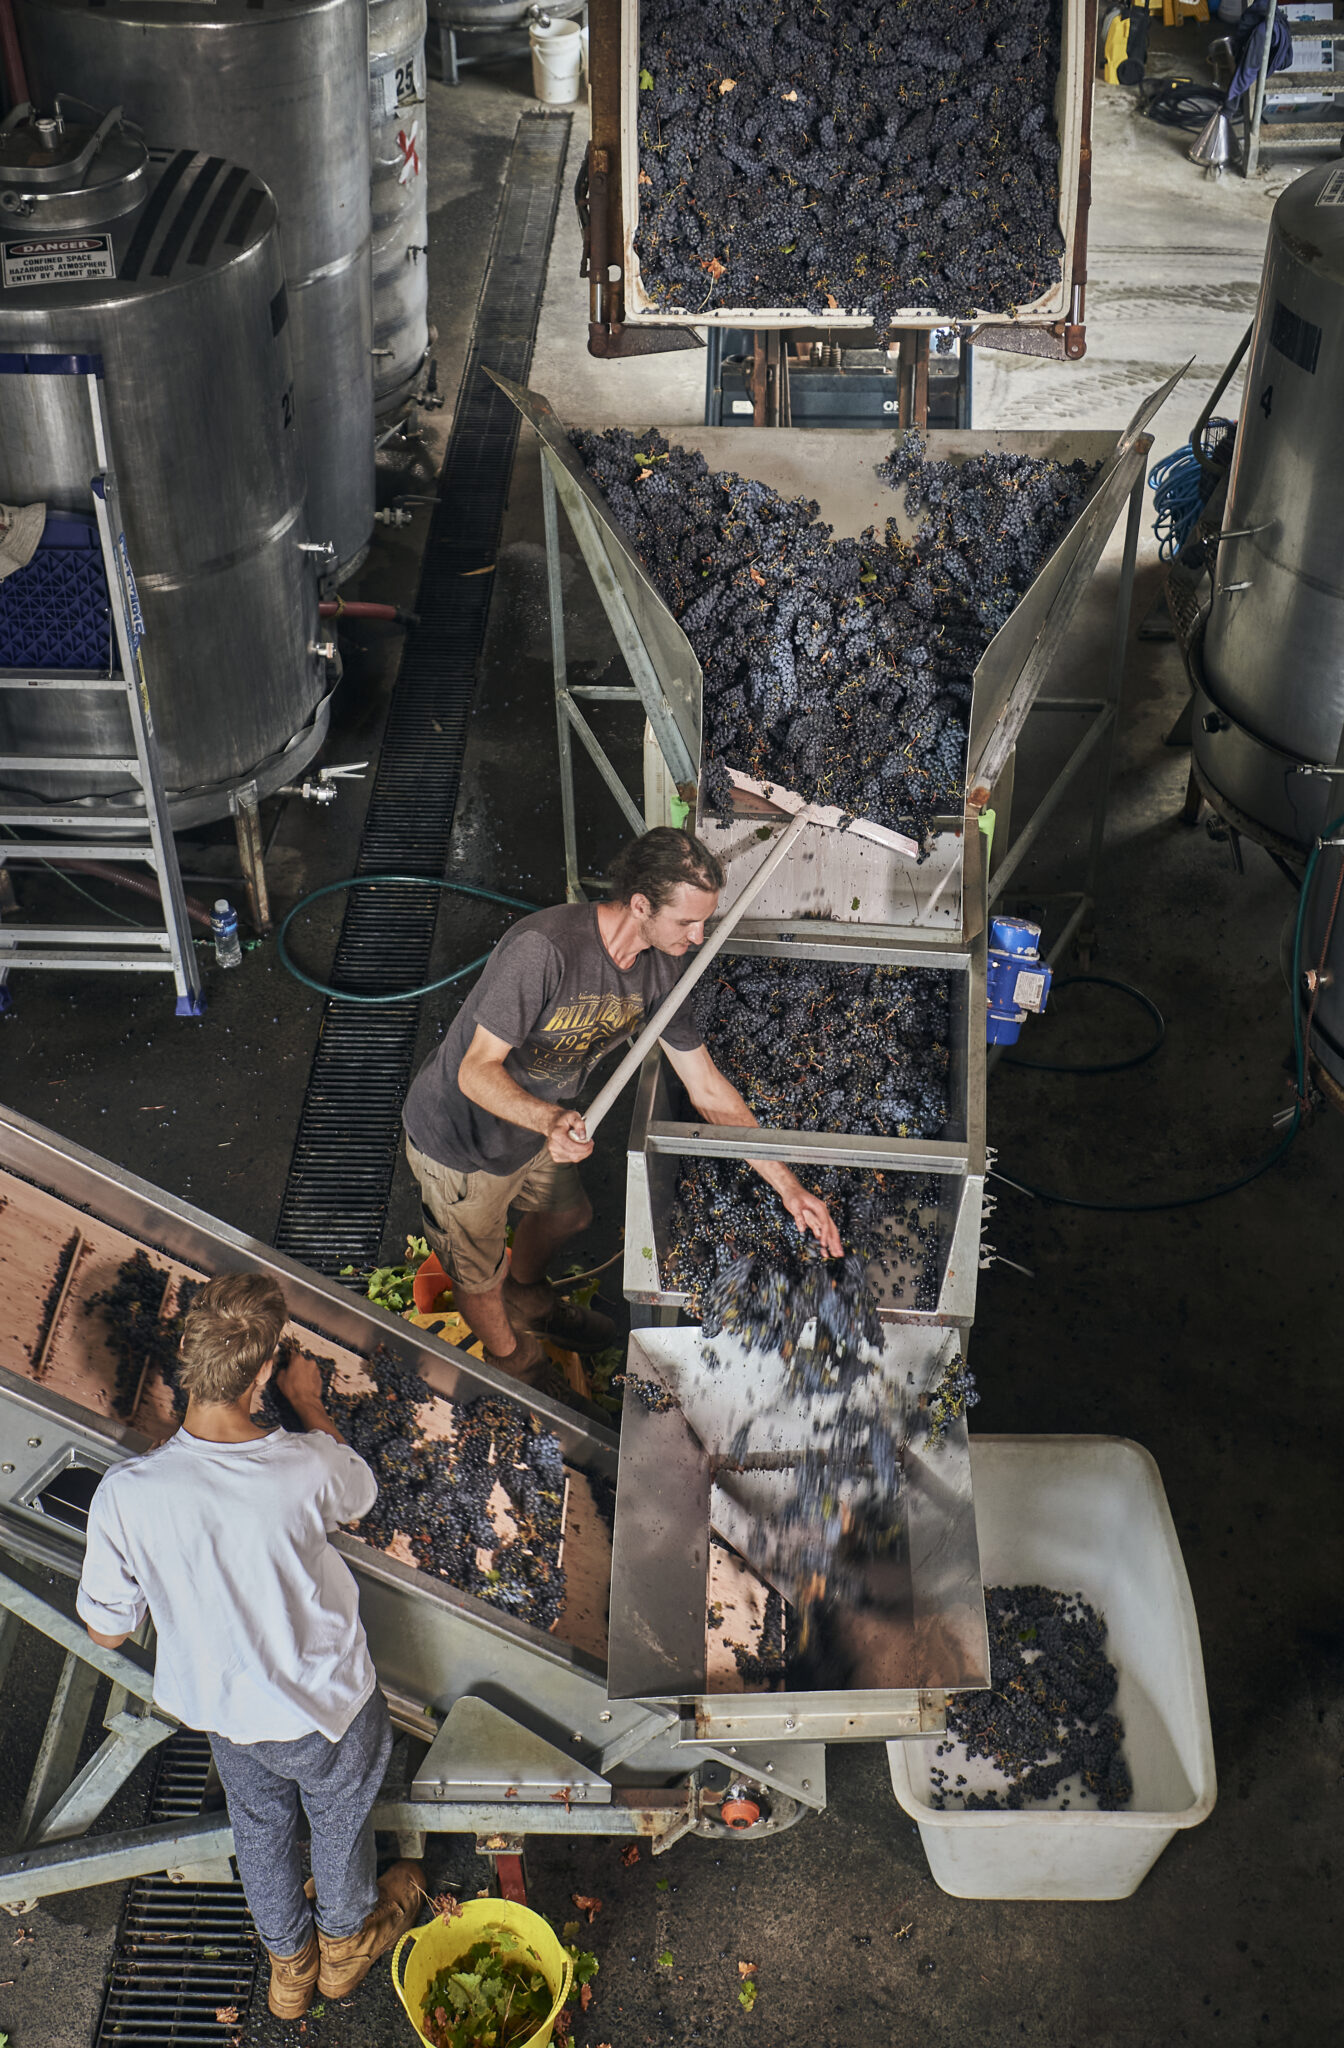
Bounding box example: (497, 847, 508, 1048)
(986, 916, 1053, 1045)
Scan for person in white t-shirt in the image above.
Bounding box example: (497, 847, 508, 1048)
(77, 1273, 422, 2021)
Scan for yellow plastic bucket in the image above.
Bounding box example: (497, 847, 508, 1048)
(391, 1899, 573, 2048)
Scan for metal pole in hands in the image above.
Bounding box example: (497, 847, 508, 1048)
(573, 808, 813, 1141)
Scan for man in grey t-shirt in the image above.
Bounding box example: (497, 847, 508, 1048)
(403, 828, 840, 1390)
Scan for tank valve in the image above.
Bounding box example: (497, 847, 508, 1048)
(375, 505, 415, 527)
(278, 761, 368, 806)
(298, 540, 337, 562)
(1201, 712, 1229, 734)
(1305, 968, 1334, 993)
(308, 639, 337, 660)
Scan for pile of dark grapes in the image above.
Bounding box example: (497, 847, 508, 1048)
(935, 1585, 1132, 1810)
(663, 1157, 942, 1319)
(693, 955, 950, 1138)
(86, 1251, 199, 1419)
(572, 427, 1097, 846)
(320, 1348, 568, 1636)
(634, 0, 1065, 329)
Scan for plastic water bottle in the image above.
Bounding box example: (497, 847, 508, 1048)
(211, 898, 242, 970)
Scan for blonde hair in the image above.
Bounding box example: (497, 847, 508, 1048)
(178, 1273, 287, 1405)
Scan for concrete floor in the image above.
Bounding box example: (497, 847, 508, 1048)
(3, 25, 1342, 2048)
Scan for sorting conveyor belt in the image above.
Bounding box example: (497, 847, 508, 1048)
(0, 1100, 986, 1907)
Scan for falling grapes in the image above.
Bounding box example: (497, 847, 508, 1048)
(572, 426, 1097, 848)
(634, 0, 1066, 330)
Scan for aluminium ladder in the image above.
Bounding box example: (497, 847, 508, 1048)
(0, 354, 204, 1016)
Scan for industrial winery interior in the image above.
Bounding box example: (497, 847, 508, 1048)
(0, 1, 1339, 2043)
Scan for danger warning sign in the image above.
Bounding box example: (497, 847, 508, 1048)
(1, 235, 117, 288)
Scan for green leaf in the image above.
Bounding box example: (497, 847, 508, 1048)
(657, 1949, 674, 1968)
(562, 1920, 582, 1943)
(568, 1948, 600, 1984)
(851, 896, 861, 911)
(739, 1979, 758, 2010)
(655, 1877, 670, 1892)
(310, 2002, 326, 2018)
(640, 66, 655, 88)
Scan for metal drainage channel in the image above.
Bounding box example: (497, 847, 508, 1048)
(274, 110, 571, 1273)
(95, 1734, 255, 2047)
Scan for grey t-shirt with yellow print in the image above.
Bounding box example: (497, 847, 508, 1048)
(402, 903, 704, 1175)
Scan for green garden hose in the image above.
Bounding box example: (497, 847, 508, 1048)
(276, 874, 542, 1004)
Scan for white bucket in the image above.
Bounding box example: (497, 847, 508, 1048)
(530, 19, 583, 106)
(887, 1435, 1217, 1901)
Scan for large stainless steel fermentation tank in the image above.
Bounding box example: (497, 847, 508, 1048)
(0, 106, 328, 826)
(0, 1103, 987, 1908)
(18, 0, 376, 581)
(1184, 163, 1344, 1105)
(369, 0, 431, 415)
(1192, 161, 1344, 859)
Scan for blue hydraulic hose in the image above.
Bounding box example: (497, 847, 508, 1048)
(1149, 423, 1233, 561)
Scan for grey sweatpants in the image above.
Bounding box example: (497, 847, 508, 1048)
(208, 1688, 392, 1957)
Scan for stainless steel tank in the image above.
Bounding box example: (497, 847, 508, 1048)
(0, 105, 327, 825)
(1192, 160, 1344, 855)
(1298, 840, 1344, 1104)
(369, 0, 430, 416)
(17, 0, 375, 581)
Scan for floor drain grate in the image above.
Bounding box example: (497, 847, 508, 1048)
(94, 1733, 255, 2048)
(273, 112, 571, 1275)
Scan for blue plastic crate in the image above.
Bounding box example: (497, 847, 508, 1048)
(0, 511, 112, 669)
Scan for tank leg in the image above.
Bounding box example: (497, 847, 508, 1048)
(231, 779, 273, 936)
(1181, 765, 1204, 826)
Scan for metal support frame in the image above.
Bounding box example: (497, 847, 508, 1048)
(230, 778, 272, 937)
(0, 1557, 176, 1858)
(987, 470, 1145, 969)
(544, 459, 671, 900)
(0, 358, 204, 1016)
(1243, 8, 1344, 177)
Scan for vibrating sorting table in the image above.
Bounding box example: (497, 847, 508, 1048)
(0, 1101, 985, 1910)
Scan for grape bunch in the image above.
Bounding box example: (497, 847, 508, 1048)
(86, 1252, 200, 1419)
(662, 1156, 943, 1320)
(934, 1585, 1132, 1810)
(635, 0, 1065, 330)
(319, 1351, 569, 1636)
(572, 426, 1097, 847)
(693, 955, 950, 1138)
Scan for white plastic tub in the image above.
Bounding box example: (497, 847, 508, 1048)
(888, 1436, 1217, 1900)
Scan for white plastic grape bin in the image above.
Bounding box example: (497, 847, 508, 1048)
(887, 1435, 1217, 1900)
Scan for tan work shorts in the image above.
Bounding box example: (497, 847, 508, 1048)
(404, 1134, 584, 1294)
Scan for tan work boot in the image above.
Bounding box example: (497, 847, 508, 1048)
(502, 1274, 615, 1355)
(316, 1860, 423, 1999)
(483, 1328, 549, 1381)
(266, 1931, 320, 2019)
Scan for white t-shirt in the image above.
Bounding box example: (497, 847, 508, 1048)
(77, 1427, 379, 1745)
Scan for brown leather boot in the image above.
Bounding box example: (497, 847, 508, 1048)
(316, 1860, 423, 1999)
(266, 1931, 320, 2019)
